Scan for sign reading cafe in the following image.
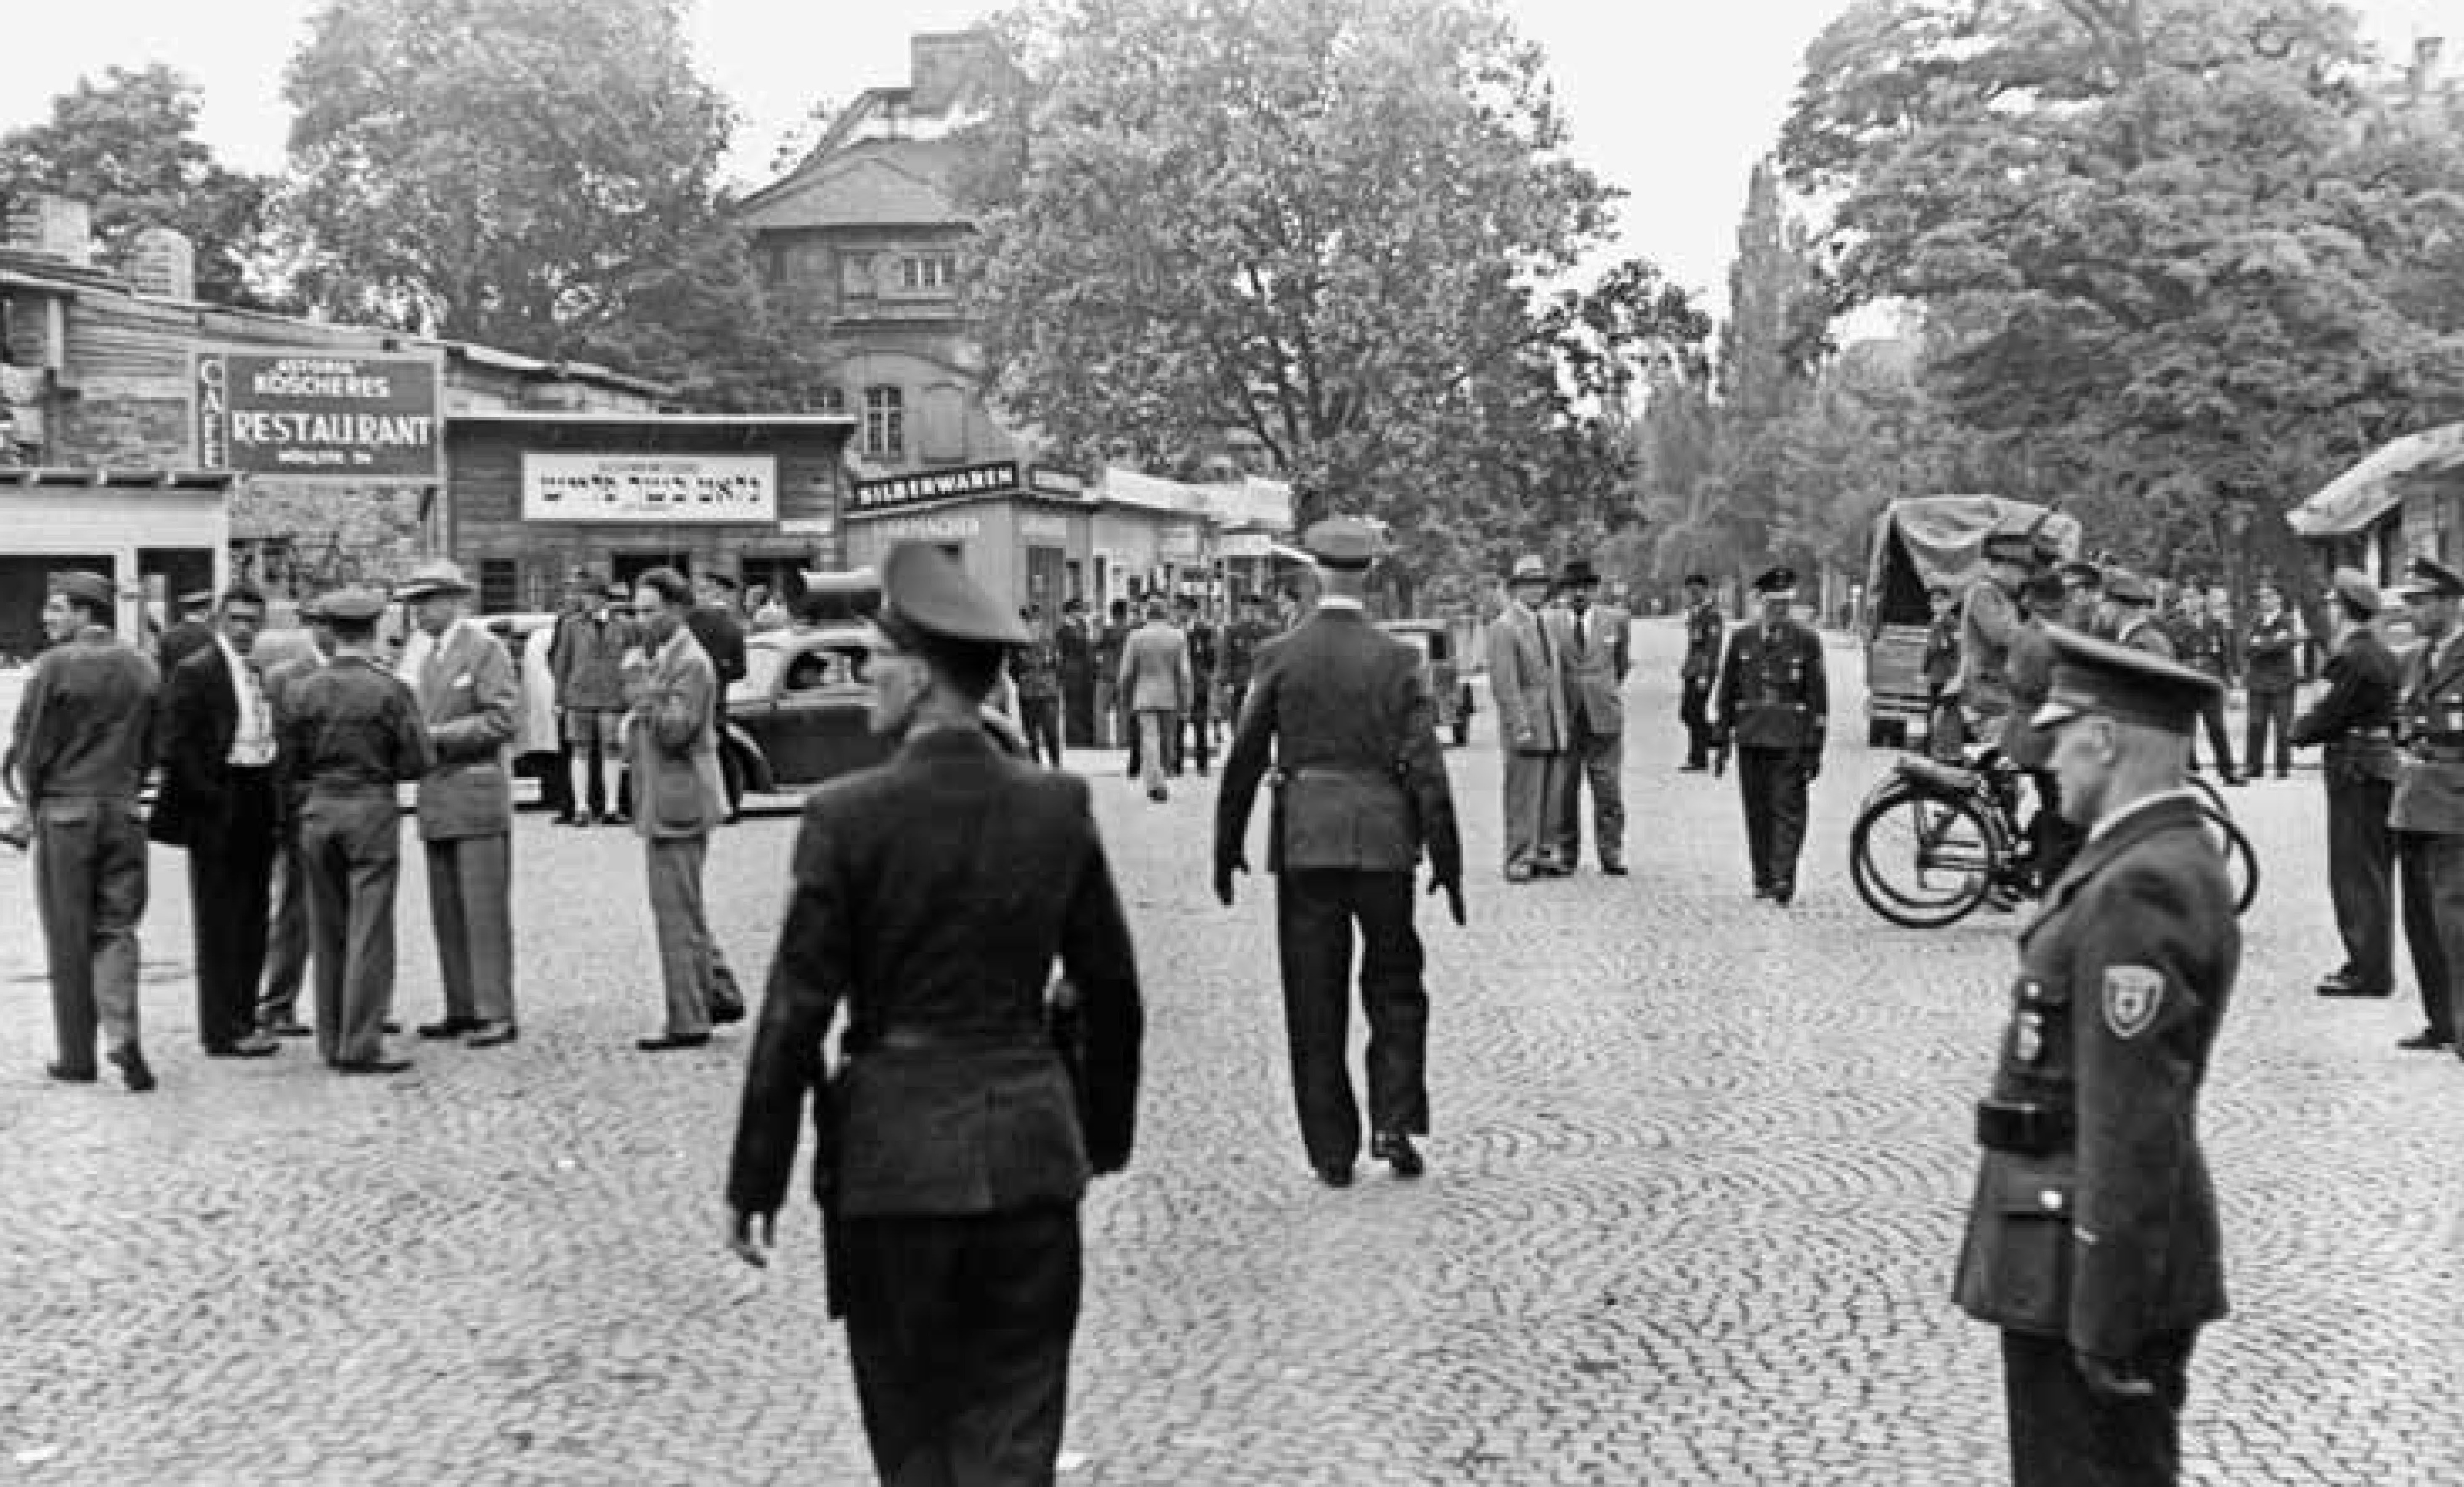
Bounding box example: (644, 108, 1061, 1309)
(196, 351, 443, 478)
(522, 453, 778, 524)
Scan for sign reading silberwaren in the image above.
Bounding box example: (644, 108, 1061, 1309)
(522, 453, 778, 523)
(850, 461, 1021, 514)
(196, 351, 443, 478)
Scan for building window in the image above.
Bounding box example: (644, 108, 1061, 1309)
(479, 559, 521, 615)
(864, 386, 905, 459)
(899, 254, 956, 292)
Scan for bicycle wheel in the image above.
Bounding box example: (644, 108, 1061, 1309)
(2185, 771, 2228, 820)
(2196, 803, 2260, 914)
(1850, 786, 2002, 928)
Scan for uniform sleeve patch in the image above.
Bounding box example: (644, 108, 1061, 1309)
(2102, 965, 2165, 1039)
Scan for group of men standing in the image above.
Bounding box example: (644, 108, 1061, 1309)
(1024, 591, 1278, 789)
(1485, 555, 1633, 880)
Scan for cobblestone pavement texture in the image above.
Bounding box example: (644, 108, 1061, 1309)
(3, 619, 2460, 1487)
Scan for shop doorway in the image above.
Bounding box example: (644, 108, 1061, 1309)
(0, 554, 114, 660)
(1025, 545, 1066, 619)
(140, 547, 217, 615)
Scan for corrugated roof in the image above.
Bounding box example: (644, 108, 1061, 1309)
(2291, 422, 2464, 538)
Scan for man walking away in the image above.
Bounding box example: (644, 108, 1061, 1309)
(2292, 569, 2400, 1001)
(1485, 554, 1567, 880)
(1177, 596, 1218, 776)
(1712, 567, 1827, 906)
(2242, 581, 2300, 781)
(1548, 558, 1629, 874)
(727, 540, 1143, 1486)
(1679, 574, 1724, 771)
(12, 572, 159, 1092)
(628, 568, 737, 1051)
(1094, 599, 1131, 751)
(1119, 599, 1191, 803)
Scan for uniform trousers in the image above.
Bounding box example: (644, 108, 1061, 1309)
(1679, 676, 1713, 768)
(840, 1205, 1082, 1487)
(1737, 747, 1812, 895)
(2394, 830, 2464, 1043)
(301, 791, 403, 1066)
(1273, 869, 1430, 1169)
(33, 796, 148, 1068)
(1060, 676, 1095, 748)
(1018, 697, 1062, 768)
(257, 818, 310, 1028)
(2001, 1328, 2196, 1487)
(2243, 688, 2294, 777)
(188, 766, 278, 1049)
(2185, 689, 2236, 778)
(647, 834, 716, 1038)
(1091, 680, 1118, 750)
(1174, 689, 1211, 775)
(1500, 747, 1564, 872)
(426, 832, 515, 1024)
(2028, 771, 2084, 891)
(1553, 718, 1624, 867)
(2324, 766, 2395, 993)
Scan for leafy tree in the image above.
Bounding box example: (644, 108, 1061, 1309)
(0, 65, 278, 305)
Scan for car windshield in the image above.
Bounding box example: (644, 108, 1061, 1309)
(738, 635, 873, 701)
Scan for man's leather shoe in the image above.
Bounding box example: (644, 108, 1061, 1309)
(1371, 1132, 1424, 1179)
(1678, 763, 1708, 773)
(206, 1034, 280, 1058)
(1504, 863, 1535, 883)
(2223, 774, 2248, 787)
(108, 1044, 156, 1093)
(463, 1021, 518, 1049)
(2316, 975, 2390, 998)
(636, 1033, 712, 1052)
(1534, 859, 1572, 877)
(1313, 1162, 1354, 1188)
(44, 1060, 98, 1084)
(2397, 1029, 2454, 1051)
(417, 1017, 480, 1041)
(709, 998, 746, 1026)
(384, 1020, 403, 1035)
(262, 1020, 312, 1038)
(1600, 859, 1629, 876)
(1752, 883, 1772, 899)
(334, 1057, 414, 1075)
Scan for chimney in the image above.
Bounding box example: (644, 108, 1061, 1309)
(3, 194, 95, 266)
(127, 226, 196, 300)
(910, 31, 1011, 115)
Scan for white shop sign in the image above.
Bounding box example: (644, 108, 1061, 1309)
(874, 514, 982, 541)
(522, 453, 777, 524)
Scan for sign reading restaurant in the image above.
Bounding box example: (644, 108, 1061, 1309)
(521, 453, 778, 524)
(195, 350, 443, 479)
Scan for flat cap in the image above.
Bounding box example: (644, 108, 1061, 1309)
(316, 586, 388, 623)
(394, 559, 473, 601)
(2331, 567, 2382, 617)
(50, 571, 116, 612)
(1303, 517, 1380, 570)
(1509, 554, 1549, 584)
(2032, 625, 2222, 736)
(1559, 557, 1601, 587)
(880, 541, 1028, 649)
(2103, 568, 2156, 606)
(1753, 565, 1798, 596)
(2397, 555, 2464, 600)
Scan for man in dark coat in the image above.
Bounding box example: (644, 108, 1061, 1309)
(1215, 517, 1464, 1186)
(2165, 585, 2242, 785)
(2385, 556, 2464, 1058)
(152, 583, 284, 1059)
(2291, 568, 2401, 1001)
(1056, 598, 1095, 749)
(727, 541, 1144, 1487)
(1954, 628, 2240, 1487)
(1678, 574, 1724, 771)
(1711, 566, 1828, 906)
(1094, 599, 1132, 752)
(2240, 580, 2301, 780)
(154, 588, 217, 676)
(2101, 572, 2175, 659)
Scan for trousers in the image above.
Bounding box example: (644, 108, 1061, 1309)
(301, 791, 403, 1066)
(259, 818, 310, 1027)
(33, 797, 147, 1067)
(2243, 687, 2294, 777)
(2001, 1328, 2196, 1487)
(1500, 747, 1564, 872)
(1679, 676, 1713, 767)
(188, 767, 278, 1048)
(1273, 869, 1429, 1170)
(647, 834, 716, 1038)
(841, 1206, 1082, 1487)
(1737, 746, 1812, 895)
(426, 833, 516, 1024)
(1133, 710, 1176, 794)
(2325, 770, 2395, 993)
(2395, 830, 2464, 1043)
(1553, 716, 1624, 867)
(1018, 697, 1061, 768)
(2186, 690, 2236, 777)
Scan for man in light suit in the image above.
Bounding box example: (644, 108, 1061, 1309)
(1546, 557, 1630, 875)
(626, 567, 735, 1051)
(1118, 597, 1192, 803)
(1484, 554, 1567, 881)
(397, 561, 521, 1049)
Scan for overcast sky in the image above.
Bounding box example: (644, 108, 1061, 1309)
(8, 0, 2451, 315)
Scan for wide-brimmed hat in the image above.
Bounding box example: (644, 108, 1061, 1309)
(880, 541, 1029, 650)
(1753, 566, 1798, 597)
(394, 560, 473, 602)
(1559, 558, 1600, 587)
(1508, 554, 1549, 585)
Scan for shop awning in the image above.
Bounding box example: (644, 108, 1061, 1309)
(2290, 423, 2464, 538)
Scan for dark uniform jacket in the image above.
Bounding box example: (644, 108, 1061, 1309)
(1712, 618, 1828, 752)
(150, 641, 253, 847)
(2168, 613, 2232, 680)
(278, 654, 432, 795)
(2290, 628, 2399, 785)
(9, 630, 158, 804)
(1953, 578, 2019, 717)
(1055, 618, 1093, 683)
(1215, 607, 1461, 883)
(1999, 620, 2056, 771)
(1221, 618, 1274, 691)
(2389, 632, 2464, 835)
(1954, 793, 2237, 1360)
(2242, 610, 2300, 693)
(728, 726, 1144, 1221)
(1682, 601, 1725, 684)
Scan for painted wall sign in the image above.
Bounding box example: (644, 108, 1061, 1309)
(196, 350, 443, 479)
(871, 514, 982, 541)
(851, 461, 1019, 513)
(520, 453, 778, 523)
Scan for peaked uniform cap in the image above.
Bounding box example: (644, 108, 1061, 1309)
(50, 571, 116, 612)
(2031, 625, 2221, 735)
(2331, 567, 2382, 616)
(1684, 573, 1710, 587)
(1302, 518, 1380, 570)
(317, 587, 389, 623)
(394, 560, 474, 600)
(881, 541, 1029, 648)
(1559, 557, 1601, 586)
(1753, 566, 1798, 595)
(2398, 555, 2464, 599)
(2103, 568, 2156, 605)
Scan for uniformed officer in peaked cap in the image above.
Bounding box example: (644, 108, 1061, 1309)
(1679, 573, 1725, 771)
(2098, 570, 2175, 658)
(2292, 566, 2400, 1002)
(729, 540, 1144, 1486)
(1711, 565, 1827, 904)
(1216, 516, 1464, 1186)
(1955, 627, 2240, 1487)
(2387, 555, 2464, 1059)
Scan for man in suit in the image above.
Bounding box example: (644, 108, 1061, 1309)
(2166, 584, 2242, 784)
(1215, 517, 1464, 1186)
(2387, 556, 2464, 1060)
(1547, 558, 1630, 874)
(2241, 581, 2301, 781)
(727, 540, 1143, 1486)
(1093, 599, 1131, 750)
(257, 597, 337, 1039)
(154, 588, 217, 676)
(1678, 574, 1726, 773)
(1056, 598, 1095, 749)
(2101, 572, 2175, 658)
(1118, 598, 1191, 803)
(397, 561, 521, 1049)
(152, 582, 284, 1060)
(551, 578, 638, 825)
(1176, 595, 1218, 777)
(12, 572, 160, 1091)
(2292, 568, 2401, 1001)
(1955, 629, 2241, 1487)
(1712, 566, 1828, 906)
(1485, 554, 1567, 881)
(626, 567, 740, 1050)
(279, 588, 432, 1074)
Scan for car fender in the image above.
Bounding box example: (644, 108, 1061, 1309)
(721, 720, 776, 794)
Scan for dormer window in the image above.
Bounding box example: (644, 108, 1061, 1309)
(899, 255, 956, 292)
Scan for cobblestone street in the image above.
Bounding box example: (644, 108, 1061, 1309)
(3, 618, 2461, 1487)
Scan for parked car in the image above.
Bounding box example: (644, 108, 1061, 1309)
(1378, 619, 1474, 746)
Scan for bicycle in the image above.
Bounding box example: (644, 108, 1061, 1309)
(1848, 747, 2258, 929)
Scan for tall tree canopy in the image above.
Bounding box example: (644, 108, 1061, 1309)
(0, 65, 277, 305)
(971, 0, 1698, 554)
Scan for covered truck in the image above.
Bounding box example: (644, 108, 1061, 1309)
(1862, 495, 2082, 748)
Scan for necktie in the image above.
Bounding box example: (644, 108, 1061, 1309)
(1571, 613, 1587, 658)
(1534, 610, 1554, 671)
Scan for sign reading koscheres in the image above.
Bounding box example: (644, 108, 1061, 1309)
(196, 351, 443, 479)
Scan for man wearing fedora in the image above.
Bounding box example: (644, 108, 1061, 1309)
(1712, 566, 1827, 905)
(2291, 568, 2400, 1002)
(1546, 557, 1630, 874)
(1679, 574, 1724, 771)
(1485, 554, 1568, 880)
(2387, 555, 2464, 1060)
(398, 560, 521, 1048)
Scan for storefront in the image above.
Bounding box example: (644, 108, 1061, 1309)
(442, 412, 855, 612)
(0, 467, 233, 660)
(841, 461, 1101, 617)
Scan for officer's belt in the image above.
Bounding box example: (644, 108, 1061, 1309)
(1975, 1099, 2072, 1155)
(859, 1023, 1050, 1056)
(1278, 766, 1397, 786)
(2335, 726, 2393, 741)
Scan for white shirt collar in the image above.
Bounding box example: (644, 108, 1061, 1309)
(2087, 786, 2200, 844)
(1317, 595, 1363, 612)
